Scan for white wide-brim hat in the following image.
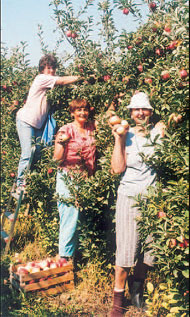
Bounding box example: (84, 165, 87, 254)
(127, 92, 153, 110)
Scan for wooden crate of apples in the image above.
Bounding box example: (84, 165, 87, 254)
(10, 255, 74, 296)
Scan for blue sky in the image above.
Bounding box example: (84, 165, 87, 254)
(2, 0, 149, 67)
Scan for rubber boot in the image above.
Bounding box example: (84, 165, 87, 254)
(110, 290, 125, 317)
(130, 280, 144, 309)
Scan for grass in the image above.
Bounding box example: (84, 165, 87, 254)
(1, 214, 147, 316)
(1, 250, 147, 317)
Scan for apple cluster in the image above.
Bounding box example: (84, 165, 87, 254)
(109, 114, 129, 136)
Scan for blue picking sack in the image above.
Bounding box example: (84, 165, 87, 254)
(41, 112, 57, 146)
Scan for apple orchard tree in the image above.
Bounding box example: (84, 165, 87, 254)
(1, 0, 189, 315)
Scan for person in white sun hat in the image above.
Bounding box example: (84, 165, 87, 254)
(110, 91, 166, 316)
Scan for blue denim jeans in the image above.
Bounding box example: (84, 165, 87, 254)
(16, 118, 44, 186)
(56, 170, 79, 257)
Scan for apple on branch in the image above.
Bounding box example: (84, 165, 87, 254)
(149, 2, 157, 12)
(123, 8, 129, 15)
(161, 70, 170, 81)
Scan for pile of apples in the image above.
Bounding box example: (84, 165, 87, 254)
(108, 113, 129, 135)
(16, 257, 68, 275)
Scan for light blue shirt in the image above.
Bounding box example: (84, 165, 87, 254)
(118, 126, 162, 196)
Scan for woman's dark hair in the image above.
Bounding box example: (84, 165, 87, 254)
(69, 99, 91, 113)
(39, 54, 58, 73)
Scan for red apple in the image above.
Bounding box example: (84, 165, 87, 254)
(79, 67, 84, 73)
(50, 262, 59, 269)
(152, 22, 160, 32)
(30, 267, 41, 273)
(121, 120, 129, 129)
(144, 78, 153, 84)
(128, 45, 133, 50)
(58, 258, 68, 267)
(2, 151, 6, 155)
(169, 239, 177, 248)
(136, 37, 143, 46)
(161, 70, 170, 81)
(149, 2, 157, 11)
(2, 85, 7, 91)
(66, 30, 72, 37)
(152, 27, 157, 32)
(183, 239, 189, 247)
(10, 172, 15, 178)
(71, 32, 78, 39)
(157, 211, 166, 218)
(167, 41, 178, 50)
(164, 25, 171, 33)
(47, 168, 53, 174)
(13, 100, 19, 106)
(123, 8, 129, 15)
(17, 267, 29, 274)
(116, 126, 126, 136)
(155, 48, 162, 56)
(58, 133, 70, 143)
(39, 259, 50, 270)
(179, 69, 188, 79)
(28, 261, 38, 267)
(175, 114, 182, 123)
(137, 64, 143, 72)
(109, 115, 121, 126)
(103, 75, 111, 81)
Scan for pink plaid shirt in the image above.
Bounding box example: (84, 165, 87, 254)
(57, 122, 96, 176)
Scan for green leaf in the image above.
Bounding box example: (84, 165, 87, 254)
(147, 282, 154, 293)
(182, 270, 189, 278)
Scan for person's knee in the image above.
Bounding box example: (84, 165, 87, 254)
(115, 266, 129, 278)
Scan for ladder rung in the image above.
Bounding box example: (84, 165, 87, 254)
(4, 211, 15, 222)
(1, 230, 9, 243)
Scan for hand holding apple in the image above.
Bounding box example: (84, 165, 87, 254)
(112, 119, 129, 137)
(168, 113, 183, 126)
(57, 133, 70, 144)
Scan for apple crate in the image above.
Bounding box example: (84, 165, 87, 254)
(10, 257, 74, 296)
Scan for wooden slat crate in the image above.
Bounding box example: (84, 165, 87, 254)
(10, 258, 74, 296)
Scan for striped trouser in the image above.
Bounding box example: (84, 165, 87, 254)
(115, 192, 154, 268)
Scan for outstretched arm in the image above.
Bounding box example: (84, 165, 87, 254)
(55, 75, 81, 86)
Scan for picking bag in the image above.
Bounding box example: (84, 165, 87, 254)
(41, 112, 57, 146)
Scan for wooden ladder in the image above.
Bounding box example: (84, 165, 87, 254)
(1, 145, 36, 256)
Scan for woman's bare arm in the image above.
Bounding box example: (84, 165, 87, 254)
(55, 76, 81, 86)
(53, 132, 70, 162)
(111, 126, 128, 174)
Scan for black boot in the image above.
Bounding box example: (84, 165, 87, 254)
(110, 290, 125, 317)
(130, 279, 144, 309)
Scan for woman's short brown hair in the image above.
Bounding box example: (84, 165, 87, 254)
(69, 99, 90, 113)
(39, 54, 58, 73)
